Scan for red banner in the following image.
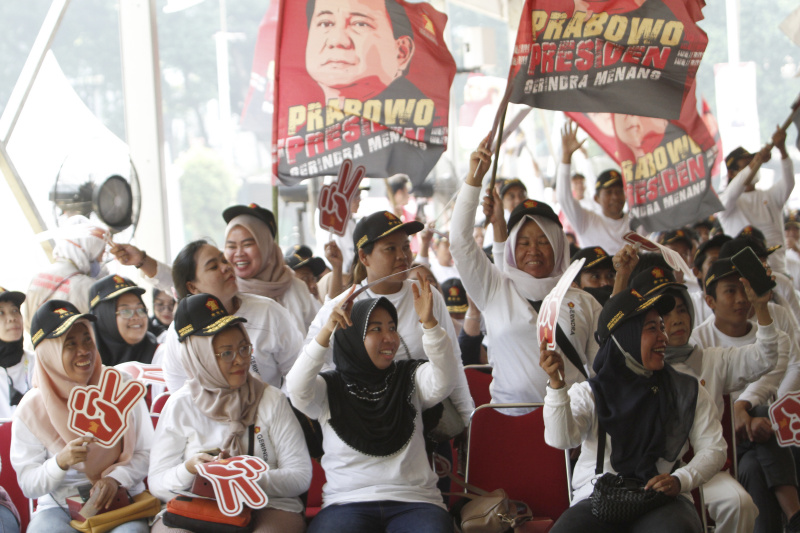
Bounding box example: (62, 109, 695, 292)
(241, 2, 279, 135)
(566, 85, 722, 232)
(508, 0, 708, 120)
(272, 0, 456, 186)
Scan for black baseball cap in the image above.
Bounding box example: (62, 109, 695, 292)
(725, 147, 754, 173)
(720, 236, 776, 260)
(595, 288, 674, 345)
(736, 226, 780, 254)
(353, 211, 424, 250)
(0, 286, 25, 308)
(571, 247, 613, 271)
(441, 278, 468, 314)
(174, 293, 247, 342)
(507, 199, 562, 232)
(285, 245, 326, 277)
(222, 203, 277, 238)
(596, 169, 623, 190)
(89, 275, 145, 310)
(693, 234, 732, 270)
(691, 216, 716, 232)
(704, 258, 739, 295)
(499, 178, 527, 199)
(659, 228, 694, 248)
(631, 266, 686, 297)
(30, 300, 97, 349)
(785, 211, 800, 229)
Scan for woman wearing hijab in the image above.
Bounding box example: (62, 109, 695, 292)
(540, 289, 726, 532)
(148, 293, 311, 533)
(287, 279, 458, 533)
(154, 239, 302, 393)
(0, 287, 34, 418)
(11, 300, 152, 533)
(148, 289, 175, 341)
(223, 203, 319, 333)
(630, 264, 781, 533)
(449, 143, 603, 412)
(89, 275, 158, 366)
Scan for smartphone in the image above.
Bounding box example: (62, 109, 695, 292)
(730, 246, 776, 296)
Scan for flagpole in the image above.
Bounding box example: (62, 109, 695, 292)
(484, 105, 507, 228)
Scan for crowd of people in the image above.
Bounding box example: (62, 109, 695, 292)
(0, 119, 799, 533)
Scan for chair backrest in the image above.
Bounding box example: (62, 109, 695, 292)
(465, 403, 570, 520)
(721, 394, 737, 478)
(150, 392, 171, 428)
(463, 365, 492, 407)
(305, 458, 326, 519)
(0, 421, 30, 532)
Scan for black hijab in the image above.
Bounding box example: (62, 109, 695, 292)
(589, 315, 698, 482)
(0, 338, 23, 369)
(321, 297, 425, 457)
(148, 316, 169, 338)
(92, 296, 157, 366)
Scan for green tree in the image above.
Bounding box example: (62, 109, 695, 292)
(178, 146, 237, 242)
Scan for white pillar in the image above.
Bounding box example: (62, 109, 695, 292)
(725, 0, 740, 64)
(118, 0, 170, 262)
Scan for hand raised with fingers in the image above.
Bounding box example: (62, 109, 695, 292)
(412, 274, 437, 329)
(561, 120, 585, 163)
(467, 134, 493, 186)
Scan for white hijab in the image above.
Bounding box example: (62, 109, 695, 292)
(52, 216, 107, 274)
(502, 215, 570, 302)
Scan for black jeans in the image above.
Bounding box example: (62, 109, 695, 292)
(549, 496, 702, 533)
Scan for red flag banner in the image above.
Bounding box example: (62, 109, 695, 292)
(508, 0, 708, 120)
(241, 2, 279, 134)
(272, 0, 456, 186)
(566, 86, 722, 232)
(701, 97, 723, 185)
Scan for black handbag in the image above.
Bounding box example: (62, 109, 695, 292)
(590, 426, 675, 524)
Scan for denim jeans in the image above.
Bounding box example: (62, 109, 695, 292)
(308, 500, 453, 533)
(27, 507, 149, 533)
(0, 505, 19, 533)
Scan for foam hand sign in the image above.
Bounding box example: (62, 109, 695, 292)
(769, 392, 800, 447)
(318, 159, 365, 236)
(537, 259, 585, 351)
(196, 456, 269, 517)
(115, 362, 166, 385)
(623, 232, 694, 280)
(67, 368, 146, 448)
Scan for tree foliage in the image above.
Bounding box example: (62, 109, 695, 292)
(177, 146, 237, 242)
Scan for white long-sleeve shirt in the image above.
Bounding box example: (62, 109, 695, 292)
(147, 385, 311, 512)
(302, 278, 474, 425)
(450, 183, 602, 412)
(286, 325, 456, 509)
(717, 158, 795, 274)
(556, 163, 632, 254)
(672, 321, 779, 418)
(10, 398, 152, 512)
(544, 382, 726, 504)
(156, 292, 302, 392)
(0, 351, 34, 419)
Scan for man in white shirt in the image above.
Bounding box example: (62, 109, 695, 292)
(689, 234, 732, 328)
(784, 212, 800, 289)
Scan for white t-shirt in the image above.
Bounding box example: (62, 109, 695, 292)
(147, 385, 311, 512)
(0, 351, 34, 419)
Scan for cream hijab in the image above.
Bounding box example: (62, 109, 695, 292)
(181, 324, 266, 455)
(15, 320, 137, 482)
(225, 214, 294, 300)
(502, 215, 570, 302)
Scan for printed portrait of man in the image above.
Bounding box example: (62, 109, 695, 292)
(305, 0, 422, 102)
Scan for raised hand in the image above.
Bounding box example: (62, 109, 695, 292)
(538, 339, 564, 389)
(316, 286, 355, 347)
(412, 273, 437, 329)
(466, 134, 493, 187)
(481, 185, 504, 227)
(561, 120, 585, 164)
(324, 240, 343, 270)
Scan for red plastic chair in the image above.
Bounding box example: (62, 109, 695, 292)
(463, 403, 572, 532)
(305, 458, 326, 521)
(463, 365, 493, 407)
(0, 420, 30, 532)
(150, 392, 171, 428)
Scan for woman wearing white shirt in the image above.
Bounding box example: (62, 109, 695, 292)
(449, 144, 602, 411)
(149, 293, 311, 533)
(0, 287, 33, 418)
(540, 289, 726, 532)
(12, 300, 152, 533)
(287, 279, 457, 533)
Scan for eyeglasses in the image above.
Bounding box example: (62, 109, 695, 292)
(214, 344, 253, 363)
(154, 303, 174, 312)
(116, 308, 148, 319)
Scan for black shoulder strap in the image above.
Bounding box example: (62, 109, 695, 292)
(530, 300, 589, 379)
(248, 424, 255, 456)
(596, 425, 606, 475)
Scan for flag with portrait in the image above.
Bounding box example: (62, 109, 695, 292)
(271, 0, 456, 186)
(507, 0, 708, 120)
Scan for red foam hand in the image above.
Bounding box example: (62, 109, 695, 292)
(319, 159, 365, 236)
(537, 297, 559, 350)
(116, 362, 166, 385)
(770, 393, 800, 447)
(68, 368, 146, 448)
(197, 456, 269, 517)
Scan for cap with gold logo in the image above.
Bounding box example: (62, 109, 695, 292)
(30, 300, 97, 348)
(596, 169, 623, 190)
(89, 275, 145, 310)
(631, 266, 686, 297)
(595, 288, 674, 345)
(570, 246, 613, 272)
(222, 203, 277, 238)
(703, 258, 739, 295)
(0, 286, 25, 307)
(440, 278, 468, 314)
(353, 210, 424, 250)
(507, 199, 561, 232)
(174, 293, 247, 342)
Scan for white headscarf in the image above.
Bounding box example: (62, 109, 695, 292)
(52, 216, 107, 274)
(502, 215, 570, 302)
